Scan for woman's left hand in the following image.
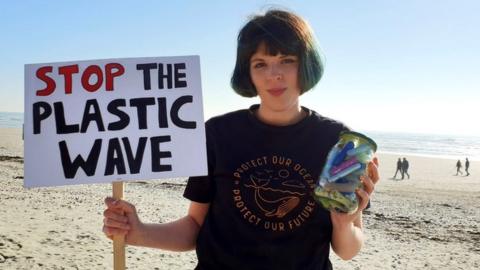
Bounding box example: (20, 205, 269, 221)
(330, 157, 380, 226)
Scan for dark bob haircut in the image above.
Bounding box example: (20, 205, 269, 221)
(231, 9, 324, 97)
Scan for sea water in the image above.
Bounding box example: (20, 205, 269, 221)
(1, 112, 478, 161)
(0, 112, 23, 128)
(364, 131, 480, 161)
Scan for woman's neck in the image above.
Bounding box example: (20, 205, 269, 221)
(255, 104, 306, 126)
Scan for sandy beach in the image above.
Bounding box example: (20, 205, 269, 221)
(1, 127, 479, 269)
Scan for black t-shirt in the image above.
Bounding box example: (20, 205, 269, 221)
(184, 105, 347, 270)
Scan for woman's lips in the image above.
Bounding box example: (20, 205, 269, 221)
(267, 88, 286, 96)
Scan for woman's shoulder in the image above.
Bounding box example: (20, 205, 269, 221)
(308, 108, 350, 132)
(203, 108, 251, 135)
(206, 109, 249, 126)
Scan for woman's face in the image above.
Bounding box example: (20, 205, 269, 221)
(249, 42, 301, 113)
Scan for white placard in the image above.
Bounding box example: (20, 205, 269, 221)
(24, 56, 207, 187)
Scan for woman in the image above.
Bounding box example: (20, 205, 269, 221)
(456, 160, 463, 175)
(103, 9, 380, 270)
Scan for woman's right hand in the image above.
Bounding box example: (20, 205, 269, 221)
(103, 197, 144, 245)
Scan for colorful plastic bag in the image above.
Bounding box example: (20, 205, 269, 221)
(314, 131, 377, 213)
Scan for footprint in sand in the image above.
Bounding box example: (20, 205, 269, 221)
(0, 235, 22, 263)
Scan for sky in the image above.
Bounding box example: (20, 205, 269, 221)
(1, 0, 479, 136)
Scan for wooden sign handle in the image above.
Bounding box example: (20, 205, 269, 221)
(112, 181, 125, 270)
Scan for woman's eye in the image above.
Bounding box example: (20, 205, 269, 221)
(253, 62, 266, 69)
(281, 58, 296, 64)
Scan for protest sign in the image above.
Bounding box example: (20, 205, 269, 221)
(24, 56, 207, 188)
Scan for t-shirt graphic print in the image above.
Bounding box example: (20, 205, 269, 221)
(232, 154, 317, 232)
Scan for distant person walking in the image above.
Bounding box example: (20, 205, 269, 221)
(456, 160, 463, 176)
(465, 158, 470, 176)
(402, 157, 410, 179)
(393, 158, 403, 179)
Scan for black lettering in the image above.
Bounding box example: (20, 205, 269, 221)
(150, 136, 172, 172)
(130, 97, 155, 129)
(171, 95, 196, 129)
(54, 102, 79, 134)
(122, 137, 147, 174)
(80, 99, 105, 133)
(104, 138, 126, 176)
(33, 101, 52, 134)
(107, 99, 130, 130)
(59, 139, 101, 178)
(158, 63, 173, 89)
(157, 97, 168, 128)
(136, 63, 157, 90)
(174, 63, 187, 88)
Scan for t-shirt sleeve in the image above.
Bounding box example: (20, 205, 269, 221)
(321, 116, 351, 147)
(183, 121, 216, 203)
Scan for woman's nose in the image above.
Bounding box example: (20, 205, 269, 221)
(268, 64, 283, 80)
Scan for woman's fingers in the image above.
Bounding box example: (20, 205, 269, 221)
(367, 158, 380, 184)
(355, 188, 369, 211)
(104, 197, 137, 214)
(102, 225, 128, 238)
(373, 156, 379, 167)
(103, 208, 128, 223)
(103, 217, 130, 230)
(103, 197, 139, 239)
(103, 208, 130, 238)
(104, 196, 116, 206)
(360, 175, 374, 195)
